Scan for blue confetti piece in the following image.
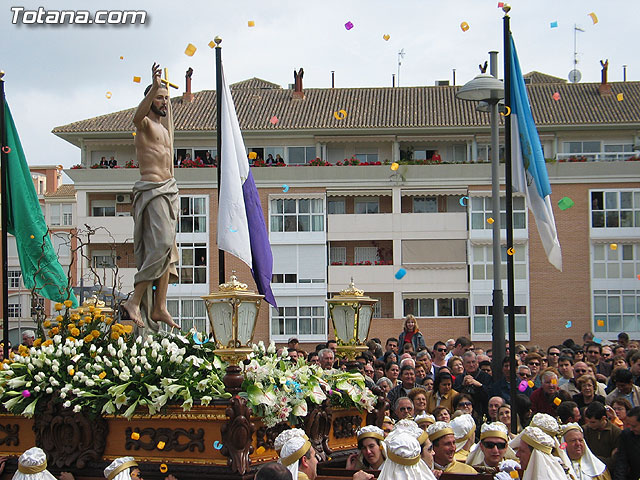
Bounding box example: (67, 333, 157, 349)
(213, 441, 223, 450)
(229, 226, 238, 232)
(459, 196, 469, 207)
(152, 285, 157, 290)
(565, 321, 572, 328)
(282, 184, 289, 192)
(193, 331, 209, 345)
(395, 268, 407, 280)
(550, 21, 558, 28)
(593, 337, 602, 344)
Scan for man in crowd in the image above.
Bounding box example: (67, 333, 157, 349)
(466, 422, 516, 473)
(583, 401, 621, 470)
(557, 400, 582, 425)
(318, 348, 335, 371)
(628, 351, 640, 387)
(605, 368, 640, 407)
(525, 352, 543, 388)
(562, 423, 610, 480)
(613, 406, 640, 480)
(388, 365, 424, 409)
(491, 357, 513, 402)
(379, 338, 398, 361)
(432, 341, 448, 368)
(488, 396, 505, 423)
(557, 355, 574, 387)
(21, 330, 35, 347)
(427, 421, 477, 474)
(445, 336, 473, 363)
(511, 426, 568, 480)
(394, 397, 414, 421)
(454, 351, 492, 417)
(530, 371, 562, 415)
(547, 345, 562, 370)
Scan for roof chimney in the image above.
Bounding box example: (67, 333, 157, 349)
(183, 67, 194, 103)
(293, 67, 304, 99)
(598, 59, 612, 96)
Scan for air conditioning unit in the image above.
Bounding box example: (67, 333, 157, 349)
(116, 194, 131, 204)
(116, 212, 131, 217)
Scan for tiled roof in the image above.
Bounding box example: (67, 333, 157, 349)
(523, 71, 567, 84)
(44, 184, 76, 198)
(53, 80, 640, 135)
(230, 78, 282, 90)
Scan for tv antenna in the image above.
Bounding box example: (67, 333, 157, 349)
(569, 24, 584, 83)
(397, 49, 406, 87)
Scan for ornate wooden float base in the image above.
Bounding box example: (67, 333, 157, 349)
(0, 398, 367, 479)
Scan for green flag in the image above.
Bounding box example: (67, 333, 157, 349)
(3, 101, 78, 306)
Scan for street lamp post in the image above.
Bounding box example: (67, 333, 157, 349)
(456, 53, 506, 379)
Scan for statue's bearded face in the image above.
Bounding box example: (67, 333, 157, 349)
(151, 88, 168, 117)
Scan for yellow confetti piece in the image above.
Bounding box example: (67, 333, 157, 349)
(487, 217, 494, 224)
(133, 76, 141, 83)
(551, 378, 557, 385)
(99, 371, 107, 379)
(248, 20, 255, 27)
(184, 43, 197, 57)
(460, 21, 470, 32)
(130, 432, 140, 440)
(248, 152, 257, 160)
(157, 441, 166, 450)
(597, 319, 605, 327)
(553, 397, 562, 406)
(256, 446, 266, 454)
(383, 34, 390, 41)
(510, 471, 519, 479)
(610, 243, 618, 250)
(159, 464, 168, 473)
(132, 132, 136, 136)
(527, 380, 534, 388)
(507, 247, 515, 256)
(617, 93, 624, 102)
(588, 12, 598, 24)
(208, 40, 216, 49)
(120, 56, 124, 60)
(390, 162, 399, 171)
(30, 235, 35, 239)
(333, 109, 347, 120)
(105, 92, 112, 99)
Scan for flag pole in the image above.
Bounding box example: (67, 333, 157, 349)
(0, 70, 9, 360)
(214, 36, 225, 285)
(503, 5, 518, 435)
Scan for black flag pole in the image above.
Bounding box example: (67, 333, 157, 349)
(503, 6, 518, 434)
(0, 70, 9, 360)
(215, 37, 225, 285)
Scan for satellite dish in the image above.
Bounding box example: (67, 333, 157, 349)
(568, 69, 582, 83)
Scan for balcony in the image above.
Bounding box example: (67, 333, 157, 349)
(327, 214, 392, 240)
(556, 152, 638, 162)
(80, 267, 137, 294)
(397, 212, 467, 238)
(79, 216, 134, 243)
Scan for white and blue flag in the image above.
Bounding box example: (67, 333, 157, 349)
(509, 35, 562, 271)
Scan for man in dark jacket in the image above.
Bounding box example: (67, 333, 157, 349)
(454, 351, 492, 418)
(583, 401, 621, 471)
(614, 406, 640, 480)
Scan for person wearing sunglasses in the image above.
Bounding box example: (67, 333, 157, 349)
(524, 352, 543, 389)
(466, 422, 518, 473)
(432, 341, 448, 369)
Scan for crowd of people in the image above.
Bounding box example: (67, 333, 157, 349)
(279, 316, 640, 479)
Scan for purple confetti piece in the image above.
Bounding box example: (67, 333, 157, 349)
(518, 381, 528, 392)
(345, 21, 354, 30)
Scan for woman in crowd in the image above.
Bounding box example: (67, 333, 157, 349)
(384, 362, 400, 388)
(447, 356, 465, 379)
(376, 377, 393, 396)
(397, 314, 426, 352)
(414, 362, 427, 381)
(409, 387, 428, 416)
(497, 404, 518, 438)
(423, 377, 434, 391)
(433, 406, 451, 423)
(611, 397, 632, 427)
(346, 426, 386, 471)
(373, 360, 386, 381)
(572, 374, 605, 411)
(425, 371, 458, 414)
(382, 351, 398, 365)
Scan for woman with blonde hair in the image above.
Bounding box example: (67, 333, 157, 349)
(398, 314, 426, 352)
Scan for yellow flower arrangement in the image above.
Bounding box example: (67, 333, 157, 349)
(63, 299, 73, 308)
(33, 338, 42, 347)
(105, 317, 113, 325)
(84, 334, 94, 343)
(111, 332, 120, 340)
(43, 321, 51, 328)
(55, 315, 63, 322)
(68, 368, 75, 376)
(89, 306, 95, 312)
(98, 371, 107, 379)
(70, 328, 80, 337)
(70, 314, 80, 321)
(54, 303, 63, 311)
(43, 339, 53, 347)
(68, 324, 76, 330)
(91, 330, 101, 338)
(49, 327, 59, 336)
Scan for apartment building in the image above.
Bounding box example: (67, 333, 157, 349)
(50, 71, 640, 347)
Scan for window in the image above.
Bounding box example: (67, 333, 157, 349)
(413, 197, 437, 213)
(8, 271, 21, 289)
(330, 246, 346, 264)
(403, 297, 468, 317)
(477, 144, 505, 162)
(452, 144, 467, 162)
(270, 198, 324, 232)
(593, 244, 639, 279)
(272, 274, 297, 284)
(327, 198, 346, 214)
(355, 153, 379, 163)
(31, 297, 45, 316)
(590, 190, 640, 228)
(472, 245, 528, 280)
(473, 305, 528, 334)
(178, 196, 207, 233)
(355, 197, 379, 214)
(51, 232, 71, 258)
(93, 254, 116, 268)
(271, 305, 325, 336)
(166, 298, 208, 333)
(8, 303, 21, 318)
(178, 243, 207, 284)
(91, 200, 115, 217)
(593, 290, 640, 334)
(373, 298, 382, 318)
(604, 144, 633, 160)
(50, 204, 72, 226)
(355, 247, 378, 264)
(287, 147, 316, 165)
(470, 196, 526, 230)
(564, 141, 601, 154)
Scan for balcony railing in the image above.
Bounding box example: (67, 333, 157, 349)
(556, 152, 639, 162)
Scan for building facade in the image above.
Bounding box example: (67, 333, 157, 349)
(49, 73, 640, 348)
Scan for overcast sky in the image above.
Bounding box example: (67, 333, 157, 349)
(1, 0, 635, 173)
